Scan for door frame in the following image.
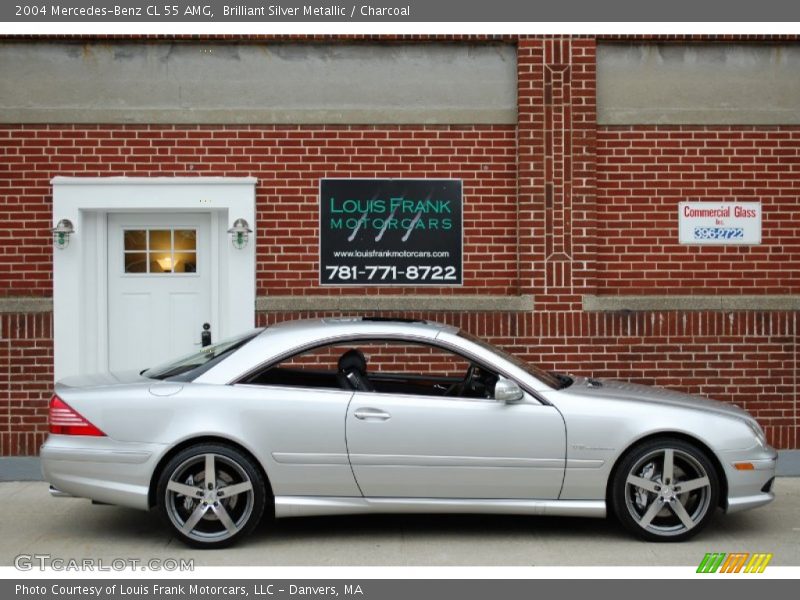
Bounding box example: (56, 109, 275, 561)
(52, 177, 257, 380)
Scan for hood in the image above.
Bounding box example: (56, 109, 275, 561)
(56, 370, 150, 389)
(567, 376, 753, 422)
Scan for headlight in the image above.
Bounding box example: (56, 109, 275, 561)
(745, 419, 767, 448)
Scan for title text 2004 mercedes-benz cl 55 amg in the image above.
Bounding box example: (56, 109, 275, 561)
(41, 317, 777, 548)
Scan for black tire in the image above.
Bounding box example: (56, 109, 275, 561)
(611, 437, 720, 542)
(156, 443, 267, 549)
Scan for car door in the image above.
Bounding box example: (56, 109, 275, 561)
(345, 343, 567, 500)
(231, 344, 363, 497)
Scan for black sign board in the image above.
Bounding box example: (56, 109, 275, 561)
(320, 179, 463, 286)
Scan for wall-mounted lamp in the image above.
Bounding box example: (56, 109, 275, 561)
(51, 219, 75, 249)
(227, 218, 253, 250)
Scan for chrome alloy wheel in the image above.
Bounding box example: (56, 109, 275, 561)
(624, 447, 712, 537)
(164, 452, 255, 544)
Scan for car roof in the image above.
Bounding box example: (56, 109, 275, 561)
(251, 316, 460, 350)
(196, 317, 460, 384)
(264, 316, 458, 335)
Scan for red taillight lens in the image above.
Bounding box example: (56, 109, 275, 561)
(49, 395, 105, 437)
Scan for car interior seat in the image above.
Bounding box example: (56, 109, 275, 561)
(337, 348, 374, 392)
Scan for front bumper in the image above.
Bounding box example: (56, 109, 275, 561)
(721, 446, 778, 514)
(41, 434, 167, 510)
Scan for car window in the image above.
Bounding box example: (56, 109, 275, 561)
(456, 330, 567, 390)
(144, 329, 262, 382)
(358, 341, 470, 378)
(242, 339, 498, 399)
(245, 344, 348, 390)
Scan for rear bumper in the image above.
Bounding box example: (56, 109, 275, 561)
(721, 447, 778, 514)
(40, 435, 167, 510)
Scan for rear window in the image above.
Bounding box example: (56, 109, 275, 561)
(144, 329, 263, 382)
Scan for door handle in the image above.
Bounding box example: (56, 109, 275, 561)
(353, 408, 391, 421)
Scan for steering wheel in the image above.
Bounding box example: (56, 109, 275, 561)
(445, 363, 480, 397)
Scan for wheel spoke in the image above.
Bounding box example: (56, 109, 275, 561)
(167, 480, 201, 497)
(662, 449, 674, 482)
(181, 503, 209, 534)
(627, 475, 660, 493)
(204, 454, 216, 488)
(212, 503, 239, 534)
(670, 499, 696, 530)
(638, 498, 665, 528)
(220, 481, 253, 498)
(678, 476, 710, 493)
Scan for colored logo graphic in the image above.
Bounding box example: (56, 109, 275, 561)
(696, 552, 773, 573)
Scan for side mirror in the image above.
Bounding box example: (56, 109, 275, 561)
(494, 377, 524, 404)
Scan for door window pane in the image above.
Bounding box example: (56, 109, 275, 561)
(150, 252, 174, 273)
(174, 230, 197, 251)
(173, 252, 197, 273)
(123, 228, 198, 275)
(124, 252, 148, 273)
(124, 230, 147, 251)
(149, 230, 172, 251)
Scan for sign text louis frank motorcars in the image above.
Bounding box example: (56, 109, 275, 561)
(320, 179, 463, 285)
(678, 201, 762, 245)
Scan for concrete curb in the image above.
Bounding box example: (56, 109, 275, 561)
(0, 457, 41, 481)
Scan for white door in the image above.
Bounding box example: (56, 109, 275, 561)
(107, 213, 212, 372)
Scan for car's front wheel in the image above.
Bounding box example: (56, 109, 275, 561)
(156, 443, 267, 548)
(611, 438, 720, 542)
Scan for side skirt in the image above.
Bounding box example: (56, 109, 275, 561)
(274, 496, 606, 519)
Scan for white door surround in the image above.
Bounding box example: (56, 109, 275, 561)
(52, 177, 257, 380)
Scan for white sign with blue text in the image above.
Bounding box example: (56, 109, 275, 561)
(678, 202, 762, 245)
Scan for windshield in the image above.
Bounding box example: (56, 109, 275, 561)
(456, 331, 570, 390)
(144, 328, 263, 382)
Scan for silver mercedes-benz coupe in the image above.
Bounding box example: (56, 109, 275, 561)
(42, 317, 777, 548)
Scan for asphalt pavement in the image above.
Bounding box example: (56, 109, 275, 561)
(1, 478, 798, 567)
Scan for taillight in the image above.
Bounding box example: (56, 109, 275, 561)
(49, 395, 105, 437)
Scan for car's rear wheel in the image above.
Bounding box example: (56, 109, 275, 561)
(611, 438, 719, 542)
(156, 443, 267, 548)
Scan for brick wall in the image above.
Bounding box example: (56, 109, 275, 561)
(597, 126, 800, 294)
(0, 125, 518, 297)
(0, 313, 52, 455)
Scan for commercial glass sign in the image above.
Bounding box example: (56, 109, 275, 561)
(320, 179, 463, 285)
(678, 202, 762, 244)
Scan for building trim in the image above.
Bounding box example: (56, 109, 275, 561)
(51, 176, 259, 186)
(0, 297, 53, 313)
(1, 108, 517, 126)
(9, 294, 800, 314)
(256, 295, 534, 313)
(584, 295, 800, 312)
